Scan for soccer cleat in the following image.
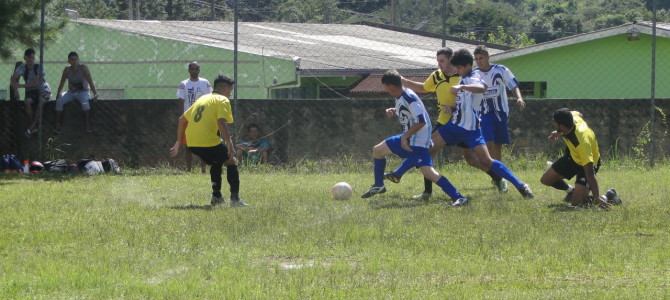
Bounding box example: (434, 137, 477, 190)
(411, 192, 432, 201)
(361, 186, 386, 198)
(230, 200, 249, 207)
(211, 195, 225, 206)
(493, 179, 508, 193)
(518, 184, 535, 199)
(451, 197, 469, 207)
(230, 195, 249, 207)
(605, 188, 622, 205)
(383, 173, 401, 183)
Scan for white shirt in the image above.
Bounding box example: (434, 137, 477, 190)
(451, 70, 487, 131)
(177, 77, 212, 112)
(476, 64, 519, 116)
(395, 88, 432, 149)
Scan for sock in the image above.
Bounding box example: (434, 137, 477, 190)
(210, 163, 223, 197)
(436, 176, 463, 200)
(486, 169, 503, 183)
(392, 157, 417, 178)
(489, 160, 524, 190)
(226, 165, 240, 199)
(423, 177, 433, 194)
(551, 180, 570, 191)
(374, 158, 386, 187)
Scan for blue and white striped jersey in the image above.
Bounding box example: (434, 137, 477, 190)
(395, 88, 432, 149)
(451, 70, 487, 131)
(476, 64, 519, 116)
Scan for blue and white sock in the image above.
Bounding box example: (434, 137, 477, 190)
(374, 158, 386, 187)
(436, 176, 463, 200)
(489, 160, 524, 189)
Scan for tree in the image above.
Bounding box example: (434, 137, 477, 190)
(0, 0, 64, 60)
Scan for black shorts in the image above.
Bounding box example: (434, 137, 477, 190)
(25, 90, 42, 110)
(551, 154, 601, 186)
(188, 144, 229, 166)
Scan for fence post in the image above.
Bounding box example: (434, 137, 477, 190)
(650, 0, 657, 167)
(38, 0, 45, 160)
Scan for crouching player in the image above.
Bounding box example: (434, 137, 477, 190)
(361, 70, 467, 205)
(541, 108, 620, 208)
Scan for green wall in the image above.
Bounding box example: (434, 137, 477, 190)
(1, 23, 297, 100)
(498, 34, 670, 99)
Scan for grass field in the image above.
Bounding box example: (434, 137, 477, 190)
(1, 160, 669, 299)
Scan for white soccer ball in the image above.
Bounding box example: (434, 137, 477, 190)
(331, 182, 353, 200)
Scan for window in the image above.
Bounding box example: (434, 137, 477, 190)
(518, 81, 547, 98)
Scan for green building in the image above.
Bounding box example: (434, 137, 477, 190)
(1, 19, 500, 100)
(491, 22, 670, 99)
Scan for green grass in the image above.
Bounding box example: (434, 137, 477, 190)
(1, 161, 669, 299)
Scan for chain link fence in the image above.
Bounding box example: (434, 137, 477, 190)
(1, 0, 667, 166)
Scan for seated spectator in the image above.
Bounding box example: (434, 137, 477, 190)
(55, 51, 98, 134)
(10, 48, 51, 137)
(236, 124, 271, 164)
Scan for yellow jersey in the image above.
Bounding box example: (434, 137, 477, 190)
(183, 93, 234, 147)
(423, 69, 460, 124)
(562, 111, 600, 166)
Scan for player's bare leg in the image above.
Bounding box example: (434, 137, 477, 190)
(540, 167, 573, 202)
(413, 132, 446, 200)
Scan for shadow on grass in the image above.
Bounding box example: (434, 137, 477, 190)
(367, 194, 433, 210)
(547, 203, 583, 212)
(168, 204, 216, 211)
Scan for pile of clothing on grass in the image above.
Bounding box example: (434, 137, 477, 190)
(1, 154, 121, 175)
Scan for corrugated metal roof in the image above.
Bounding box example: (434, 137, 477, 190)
(76, 19, 501, 73)
(350, 74, 428, 95)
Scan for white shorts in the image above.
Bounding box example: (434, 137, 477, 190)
(57, 90, 90, 112)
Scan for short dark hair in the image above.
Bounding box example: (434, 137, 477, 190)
(473, 45, 489, 56)
(214, 75, 235, 88)
(553, 108, 574, 128)
(247, 123, 261, 131)
(24, 48, 35, 57)
(68, 51, 79, 59)
(436, 47, 453, 58)
(188, 61, 199, 69)
(381, 70, 402, 87)
(450, 48, 474, 67)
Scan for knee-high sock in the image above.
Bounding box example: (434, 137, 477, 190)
(226, 165, 240, 196)
(210, 163, 223, 197)
(423, 177, 433, 194)
(436, 176, 463, 200)
(487, 169, 502, 182)
(374, 158, 386, 187)
(489, 160, 524, 190)
(551, 179, 570, 191)
(392, 156, 417, 178)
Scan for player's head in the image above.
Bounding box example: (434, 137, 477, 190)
(67, 51, 79, 66)
(213, 74, 235, 97)
(436, 47, 454, 74)
(188, 61, 200, 78)
(553, 108, 575, 134)
(473, 45, 490, 68)
(450, 49, 474, 76)
(24, 48, 36, 65)
(381, 69, 403, 97)
(247, 123, 261, 139)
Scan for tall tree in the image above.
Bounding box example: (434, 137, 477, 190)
(0, 0, 64, 60)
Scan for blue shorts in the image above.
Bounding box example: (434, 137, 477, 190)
(384, 135, 433, 167)
(437, 122, 486, 149)
(480, 112, 510, 145)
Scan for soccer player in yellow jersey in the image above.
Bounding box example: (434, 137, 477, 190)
(402, 47, 506, 200)
(541, 108, 620, 208)
(169, 75, 248, 207)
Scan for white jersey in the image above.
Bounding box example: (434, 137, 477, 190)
(476, 64, 519, 116)
(451, 70, 487, 131)
(395, 88, 432, 149)
(177, 78, 212, 112)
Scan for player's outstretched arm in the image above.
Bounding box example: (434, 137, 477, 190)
(401, 76, 426, 94)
